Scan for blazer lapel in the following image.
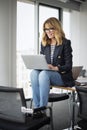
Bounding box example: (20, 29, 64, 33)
(53, 45, 63, 58)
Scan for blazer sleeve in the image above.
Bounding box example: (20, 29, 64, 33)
(58, 39, 73, 73)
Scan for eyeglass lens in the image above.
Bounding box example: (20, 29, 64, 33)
(44, 28, 54, 32)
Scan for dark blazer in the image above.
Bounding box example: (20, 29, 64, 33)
(40, 38, 75, 87)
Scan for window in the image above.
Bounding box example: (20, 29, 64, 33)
(17, 1, 34, 97)
(39, 5, 59, 50)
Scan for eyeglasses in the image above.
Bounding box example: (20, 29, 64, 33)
(44, 28, 55, 32)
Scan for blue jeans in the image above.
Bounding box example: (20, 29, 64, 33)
(30, 70, 64, 108)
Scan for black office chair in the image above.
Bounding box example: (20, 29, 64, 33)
(75, 85, 87, 130)
(0, 86, 53, 130)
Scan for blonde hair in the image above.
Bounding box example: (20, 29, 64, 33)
(42, 17, 65, 46)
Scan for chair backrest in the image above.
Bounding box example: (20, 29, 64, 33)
(76, 86, 87, 120)
(72, 66, 83, 80)
(0, 86, 27, 123)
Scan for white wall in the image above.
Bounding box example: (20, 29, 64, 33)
(70, 10, 81, 66)
(79, 2, 87, 71)
(0, 0, 16, 86)
(70, 1, 87, 72)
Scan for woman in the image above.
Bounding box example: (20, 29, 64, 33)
(30, 17, 75, 109)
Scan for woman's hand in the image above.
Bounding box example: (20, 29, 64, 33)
(48, 64, 59, 71)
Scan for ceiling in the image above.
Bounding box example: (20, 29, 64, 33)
(71, 0, 86, 3)
(58, 0, 86, 3)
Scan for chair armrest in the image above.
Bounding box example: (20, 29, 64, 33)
(21, 106, 52, 117)
(25, 98, 33, 108)
(25, 98, 33, 102)
(21, 106, 33, 114)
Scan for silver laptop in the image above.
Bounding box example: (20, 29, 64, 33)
(21, 54, 50, 70)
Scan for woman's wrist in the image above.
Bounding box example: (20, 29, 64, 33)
(55, 66, 59, 71)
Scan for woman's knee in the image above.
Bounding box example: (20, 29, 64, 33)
(39, 71, 49, 81)
(30, 70, 39, 79)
